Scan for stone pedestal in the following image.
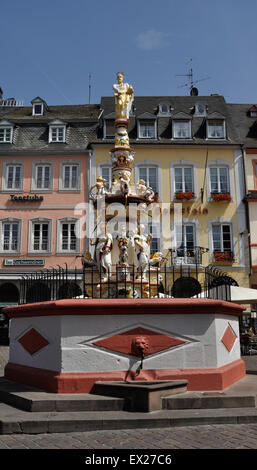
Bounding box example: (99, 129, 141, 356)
(4, 298, 245, 393)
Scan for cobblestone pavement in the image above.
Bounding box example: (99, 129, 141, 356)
(0, 423, 256, 449)
(0, 345, 8, 372)
(1, 346, 257, 450)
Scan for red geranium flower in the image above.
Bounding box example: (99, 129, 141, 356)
(213, 251, 233, 262)
(175, 191, 195, 200)
(211, 193, 231, 202)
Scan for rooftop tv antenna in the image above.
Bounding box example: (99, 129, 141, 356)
(176, 58, 210, 95)
(88, 73, 92, 104)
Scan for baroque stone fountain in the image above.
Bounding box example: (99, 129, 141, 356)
(3, 73, 246, 408)
(85, 71, 165, 298)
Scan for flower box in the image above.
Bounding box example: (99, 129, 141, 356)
(213, 251, 234, 262)
(174, 191, 195, 201)
(211, 193, 231, 202)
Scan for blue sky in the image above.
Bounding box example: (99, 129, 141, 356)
(1, 0, 257, 105)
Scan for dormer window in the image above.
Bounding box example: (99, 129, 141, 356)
(194, 103, 207, 116)
(103, 113, 115, 139)
(206, 113, 226, 139)
(0, 121, 13, 143)
(31, 97, 47, 116)
(207, 119, 225, 139)
(139, 121, 156, 138)
(158, 102, 171, 116)
(49, 120, 66, 143)
(172, 113, 192, 139)
(173, 120, 191, 139)
(249, 106, 257, 118)
(137, 113, 157, 139)
(33, 103, 43, 115)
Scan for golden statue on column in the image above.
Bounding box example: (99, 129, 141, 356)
(113, 72, 134, 120)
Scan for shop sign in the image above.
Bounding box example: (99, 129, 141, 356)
(4, 259, 45, 266)
(10, 194, 44, 202)
(170, 205, 208, 215)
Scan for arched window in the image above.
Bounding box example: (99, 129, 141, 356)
(171, 277, 201, 298)
(26, 282, 51, 303)
(58, 282, 82, 299)
(0, 283, 19, 302)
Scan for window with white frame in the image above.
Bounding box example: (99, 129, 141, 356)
(175, 224, 195, 256)
(138, 121, 156, 139)
(0, 220, 20, 253)
(149, 223, 160, 254)
(194, 103, 207, 116)
(2, 162, 23, 191)
(173, 120, 191, 139)
(104, 119, 115, 139)
(30, 220, 51, 252)
(60, 162, 80, 191)
(207, 119, 225, 139)
(158, 103, 170, 115)
(32, 102, 44, 116)
(101, 166, 112, 191)
(34, 164, 52, 190)
(174, 167, 193, 193)
(49, 125, 66, 143)
(0, 125, 13, 143)
(212, 224, 232, 253)
(58, 219, 79, 252)
(210, 166, 229, 193)
(138, 166, 158, 193)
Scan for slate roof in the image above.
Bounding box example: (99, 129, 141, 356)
(1, 95, 256, 152)
(95, 95, 241, 146)
(227, 103, 257, 149)
(0, 103, 100, 154)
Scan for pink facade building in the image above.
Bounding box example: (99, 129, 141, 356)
(0, 94, 100, 306)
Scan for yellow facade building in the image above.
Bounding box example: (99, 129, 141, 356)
(90, 94, 249, 289)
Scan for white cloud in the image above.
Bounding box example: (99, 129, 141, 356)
(136, 29, 170, 51)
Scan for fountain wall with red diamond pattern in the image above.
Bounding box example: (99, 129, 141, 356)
(4, 298, 245, 392)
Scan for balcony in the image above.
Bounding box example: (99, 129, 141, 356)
(170, 246, 209, 266)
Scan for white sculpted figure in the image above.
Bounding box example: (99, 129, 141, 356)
(144, 186, 155, 200)
(119, 171, 130, 196)
(91, 223, 113, 281)
(133, 224, 152, 278)
(136, 179, 154, 200)
(89, 176, 107, 201)
(137, 179, 147, 195)
(113, 72, 134, 120)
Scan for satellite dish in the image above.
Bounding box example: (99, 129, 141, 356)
(190, 87, 199, 96)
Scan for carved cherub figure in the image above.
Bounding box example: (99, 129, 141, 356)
(89, 176, 107, 200)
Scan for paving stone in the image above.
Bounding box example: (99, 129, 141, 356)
(0, 423, 256, 449)
(1, 346, 257, 449)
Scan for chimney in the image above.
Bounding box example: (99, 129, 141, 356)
(0, 88, 3, 100)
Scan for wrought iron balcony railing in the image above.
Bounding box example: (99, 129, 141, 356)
(169, 246, 209, 266)
(19, 262, 232, 304)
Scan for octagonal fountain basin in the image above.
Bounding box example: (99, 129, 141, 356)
(92, 379, 188, 412)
